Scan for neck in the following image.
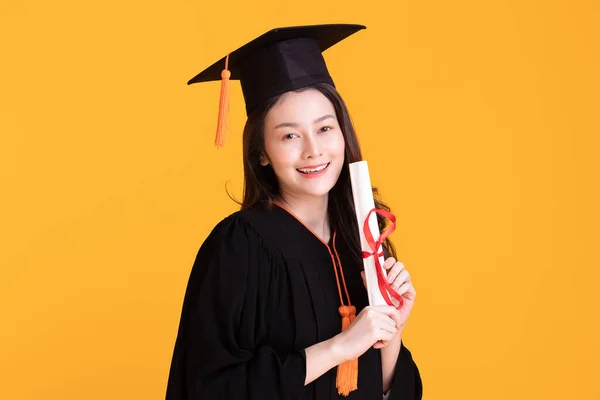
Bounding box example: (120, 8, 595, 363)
(276, 193, 330, 243)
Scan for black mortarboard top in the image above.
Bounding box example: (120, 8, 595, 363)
(187, 24, 366, 147)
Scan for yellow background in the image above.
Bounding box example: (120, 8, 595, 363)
(1, 0, 599, 398)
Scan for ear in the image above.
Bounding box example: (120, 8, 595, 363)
(259, 153, 270, 166)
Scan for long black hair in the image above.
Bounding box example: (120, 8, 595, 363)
(239, 82, 397, 264)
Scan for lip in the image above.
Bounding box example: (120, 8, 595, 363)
(297, 163, 329, 170)
(296, 162, 330, 179)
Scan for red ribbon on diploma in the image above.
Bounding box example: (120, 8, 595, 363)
(361, 208, 404, 309)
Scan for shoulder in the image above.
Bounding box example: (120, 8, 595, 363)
(203, 204, 283, 258)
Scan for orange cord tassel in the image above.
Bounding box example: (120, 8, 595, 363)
(215, 54, 230, 148)
(336, 305, 358, 396)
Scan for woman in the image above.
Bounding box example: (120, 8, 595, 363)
(166, 24, 422, 399)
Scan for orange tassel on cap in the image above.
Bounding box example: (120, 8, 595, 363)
(336, 305, 358, 396)
(215, 54, 230, 148)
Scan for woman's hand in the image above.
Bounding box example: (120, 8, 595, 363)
(333, 305, 401, 362)
(360, 257, 416, 331)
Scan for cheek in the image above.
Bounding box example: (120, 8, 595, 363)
(265, 144, 297, 171)
(331, 132, 346, 158)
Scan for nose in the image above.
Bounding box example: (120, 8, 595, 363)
(302, 133, 323, 159)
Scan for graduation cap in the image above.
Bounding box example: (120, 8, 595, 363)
(188, 24, 366, 147)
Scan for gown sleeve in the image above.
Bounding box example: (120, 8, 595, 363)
(165, 215, 306, 399)
(388, 341, 423, 400)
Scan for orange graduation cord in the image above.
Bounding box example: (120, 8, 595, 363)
(272, 203, 358, 396)
(331, 232, 358, 396)
(215, 53, 230, 148)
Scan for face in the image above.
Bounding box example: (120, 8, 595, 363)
(261, 88, 345, 202)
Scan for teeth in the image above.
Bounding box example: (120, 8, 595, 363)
(298, 164, 328, 173)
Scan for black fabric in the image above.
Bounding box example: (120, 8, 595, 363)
(165, 204, 422, 399)
(187, 24, 365, 114)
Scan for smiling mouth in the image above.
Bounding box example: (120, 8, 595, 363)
(296, 162, 330, 174)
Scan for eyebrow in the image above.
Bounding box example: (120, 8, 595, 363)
(273, 114, 336, 130)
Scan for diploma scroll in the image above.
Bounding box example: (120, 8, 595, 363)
(349, 161, 403, 308)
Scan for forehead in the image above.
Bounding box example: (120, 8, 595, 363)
(264, 89, 336, 126)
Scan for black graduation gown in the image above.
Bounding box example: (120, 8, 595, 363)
(166, 204, 422, 399)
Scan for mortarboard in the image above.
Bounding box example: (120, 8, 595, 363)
(187, 24, 366, 147)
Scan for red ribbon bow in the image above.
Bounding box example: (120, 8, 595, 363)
(361, 208, 404, 309)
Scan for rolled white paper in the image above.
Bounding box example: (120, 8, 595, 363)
(349, 161, 387, 306)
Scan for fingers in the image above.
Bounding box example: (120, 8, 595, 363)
(373, 341, 385, 349)
(387, 261, 415, 306)
(362, 306, 396, 324)
(361, 305, 401, 331)
(378, 329, 396, 342)
(386, 260, 405, 287)
(370, 317, 396, 339)
(397, 281, 411, 296)
(368, 260, 413, 296)
(369, 306, 395, 319)
(387, 261, 416, 299)
(364, 305, 403, 329)
(366, 305, 399, 316)
(397, 281, 416, 303)
(385, 309, 403, 330)
(378, 315, 397, 334)
(383, 257, 396, 270)
(341, 305, 402, 360)
(391, 270, 410, 291)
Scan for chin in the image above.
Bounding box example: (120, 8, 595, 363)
(297, 180, 339, 199)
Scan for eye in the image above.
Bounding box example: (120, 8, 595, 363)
(319, 125, 333, 133)
(283, 133, 299, 140)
